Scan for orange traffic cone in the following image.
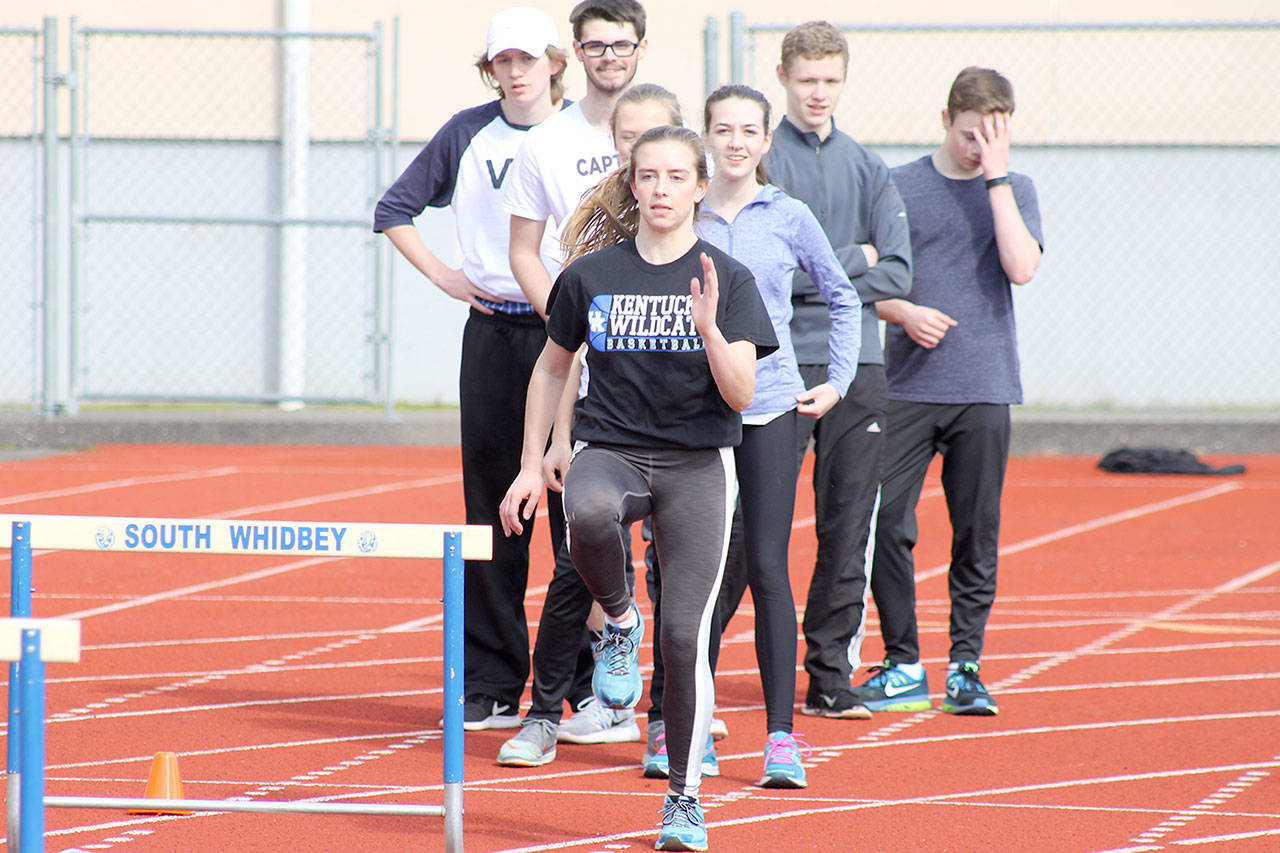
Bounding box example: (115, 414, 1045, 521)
(129, 751, 192, 815)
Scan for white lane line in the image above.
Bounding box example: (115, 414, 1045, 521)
(995, 558, 1280, 692)
(204, 472, 463, 519)
(41, 592, 439, 605)
(43, 656, 435, 686)
(383, 579, 552, 632)
(82, 627, 431, 651)
(490, 758, 1280, 853)
(53, 556, 341, 620)
(1128, 755, 1278, 845)
(40, 688, 437, 725)
(918, 481, 1242, 582)
(0, 467, 241, 507)
(47, 730, 438, 772)
(1168, 827, 1280, 846)
(462, 709, 1280, 791)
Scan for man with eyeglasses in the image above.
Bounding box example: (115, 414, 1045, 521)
(505, 0, 648, 315)
(497, 0, 650, 764)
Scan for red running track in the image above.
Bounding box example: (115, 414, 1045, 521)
(0, 444, 1276, 852)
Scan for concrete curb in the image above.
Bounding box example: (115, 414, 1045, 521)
(2, 408, 1276, 456)
(0, 409, 459, 449)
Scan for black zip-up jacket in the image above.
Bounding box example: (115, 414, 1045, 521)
(764, 117, 912, 366)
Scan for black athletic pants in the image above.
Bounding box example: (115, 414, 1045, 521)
(458, 308, 591, 709)
(794, 364, 886, 696)
(872, 400, 1010, 665)
(711, 411, 801, 733)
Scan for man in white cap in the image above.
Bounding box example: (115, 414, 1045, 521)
(496, 0, 650, 767)
(373, 6, 569, 731)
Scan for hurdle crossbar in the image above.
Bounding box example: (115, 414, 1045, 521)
(45, 796, 446, 816)
(4, 514, 490, 853)
(0, 512, 491, 559)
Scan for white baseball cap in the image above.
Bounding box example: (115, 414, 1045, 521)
(486, 7, 561, 61)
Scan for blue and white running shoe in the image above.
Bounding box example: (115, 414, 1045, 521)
(849, 660, 931, 712)
(642, 721, 719, 778)
(592, 606, 644, 709)
(759, 730, 811, 788)
(655, 794, 707, 851)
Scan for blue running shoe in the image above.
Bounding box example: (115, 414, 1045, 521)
(655, 794, 707, 851)
(849, 660, 931, 712)
(642, 720, 669, 778)
(592, 606, 644, 709)
(701, 738, 719, 777)
(759, 730, 811, 788)
(941, 661, 999, 716)
(642, 721, 719, 778)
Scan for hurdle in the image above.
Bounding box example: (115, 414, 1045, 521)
(1, 514, 491, 853)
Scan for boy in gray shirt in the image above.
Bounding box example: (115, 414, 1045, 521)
(854, 66, 1044, 716)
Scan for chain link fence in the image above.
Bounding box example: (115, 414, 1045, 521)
(70, 24, 391, 405)
(727, 18, 1280, 409)
(0, 28, 41, 408)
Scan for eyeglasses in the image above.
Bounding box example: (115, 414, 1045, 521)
(578, 40, 639, 58)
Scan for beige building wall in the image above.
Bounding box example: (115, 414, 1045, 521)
(5, 1, 1277, 142)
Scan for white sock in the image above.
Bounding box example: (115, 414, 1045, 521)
(896, 662, 924, 679)
(605, 606, 637, 631)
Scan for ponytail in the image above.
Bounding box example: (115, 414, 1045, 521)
(561, 125, 709, 265)
(560, 168, 640, 265)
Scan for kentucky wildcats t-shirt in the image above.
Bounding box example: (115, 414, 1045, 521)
(546, 239, 778, 450)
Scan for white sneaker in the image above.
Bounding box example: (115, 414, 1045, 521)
(497, 718, 558, 767)
(557, 696, 642, 744)
(709, 715, 728, 741)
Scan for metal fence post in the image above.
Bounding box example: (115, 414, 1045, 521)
(279, 1, 311, 408)
(40, 17, 59, 419)
(728, 10, 745, 84)
(67, 17, 83, 415)
(370, 20, 391, 419)
(384, 17, 400, 420)
(703, 15, 719, 102)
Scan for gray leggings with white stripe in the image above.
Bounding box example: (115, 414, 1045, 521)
(562, 443, 736, 798)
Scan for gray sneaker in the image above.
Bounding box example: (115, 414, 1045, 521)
(497, 717, 558, 767)
(558, 696, 642, 744)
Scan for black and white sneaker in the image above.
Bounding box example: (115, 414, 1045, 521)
(941, 662, 999, 716)
(802, 687, 872, 720)
(462, 695, 520, 731)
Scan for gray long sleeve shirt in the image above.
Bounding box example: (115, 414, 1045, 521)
(764, 117, 912, 366)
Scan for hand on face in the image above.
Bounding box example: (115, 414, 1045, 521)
(973, 112, 1012, 179)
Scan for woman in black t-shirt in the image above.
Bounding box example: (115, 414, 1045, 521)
(500, 126, 775, 852)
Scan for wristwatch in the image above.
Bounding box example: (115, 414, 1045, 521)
(984, 176, 1010, 189)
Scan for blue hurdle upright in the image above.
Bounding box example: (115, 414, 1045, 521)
(1, 515, 491, 853)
